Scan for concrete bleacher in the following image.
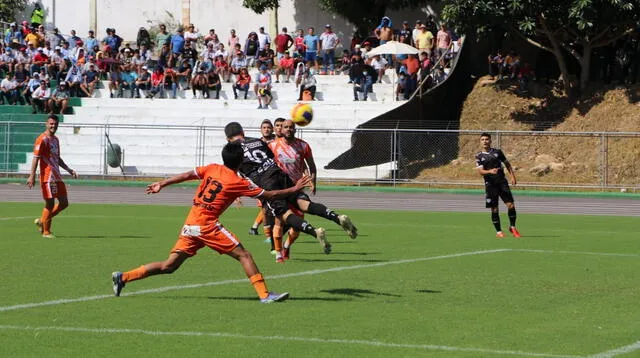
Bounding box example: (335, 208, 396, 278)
(14, 70, 404, 180)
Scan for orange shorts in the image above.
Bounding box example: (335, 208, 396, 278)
(171, 222, 241, 256)
(41, 181, 67, 200)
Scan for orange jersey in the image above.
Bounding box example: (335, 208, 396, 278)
(268, 137, 312, 182)
(183, 164, 264, 232)
(33, 133, 62, 183)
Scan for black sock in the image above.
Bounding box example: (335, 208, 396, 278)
(285, 214, 316, 237)
(508, 207, 517, 227)
(307, 202, 339, 224)
(491, 211, 501, 232)
(269, 237, 274, 251)
(192, 87, 197, 96)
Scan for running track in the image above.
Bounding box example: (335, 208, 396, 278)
(1, 184, 639, 216)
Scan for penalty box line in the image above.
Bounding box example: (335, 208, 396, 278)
(0, 324, 580, 358)
(0, 249, 509, 313)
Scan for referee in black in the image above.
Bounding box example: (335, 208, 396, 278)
(475, 133, 521, 238)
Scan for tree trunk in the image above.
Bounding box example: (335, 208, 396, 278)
(580, 45, 592, 91)
(539, 14, 576, 98)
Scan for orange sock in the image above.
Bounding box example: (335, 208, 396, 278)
(263, 226, 272, 240)
(273, 224, 283, 252)
(40, 207, 52, 234)
(285, 229, 299, 248)
(249, 273, 269, 299)
(122, 265, 148, 283)
(253, 210, 264, 227)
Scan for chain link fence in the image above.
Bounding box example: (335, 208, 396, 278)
(2, 122, 639, 191)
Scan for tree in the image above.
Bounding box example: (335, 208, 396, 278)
(441, 0, 640, 96)
(242, 0, 279, 14)
(0, 0, 27, 23)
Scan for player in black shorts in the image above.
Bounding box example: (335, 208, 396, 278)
(225, 122, 358, 254)
(475, 133, 521, 238)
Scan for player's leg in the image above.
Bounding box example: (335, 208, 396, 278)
(273, 216, 285, 262)
(111, 251, 190, 297)
(249, 207, 263, 235)
(295, 193, 358, 239)
(227, 245, 288, 303)
(267, 198, 330, 254)
(263, 209, 275, 251)
(500, 183, 520, 237)
(485, 184, 503, 238)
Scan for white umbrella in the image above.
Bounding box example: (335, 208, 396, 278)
(366, 41, 419, 56)
(366, 41, 419, 101)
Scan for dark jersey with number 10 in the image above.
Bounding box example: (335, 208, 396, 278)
(238, 137, 288, 189)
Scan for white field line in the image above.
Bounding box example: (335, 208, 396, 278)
(0, 325, 581, 358)
(0, 249, 510, 313)
(588, 340, 640, 358)
(513, 249, 640, 258)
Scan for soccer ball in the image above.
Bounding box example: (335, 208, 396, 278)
(290, 103, 313, 127)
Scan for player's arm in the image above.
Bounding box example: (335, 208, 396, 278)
(259, 174, 312, 201)
(26, 155, 39, 188)
(146, 170, 199, 194)
(503, 159, 517, 185)
(58, 157, 78, 178)
(304, 154, 317, 195)
(475, 155, 498, 176)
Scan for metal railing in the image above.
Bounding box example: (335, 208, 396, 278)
(2, 121, 639, 191)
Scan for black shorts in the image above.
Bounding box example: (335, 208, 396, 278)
(258, 170, 294, 216)
(485, 180, 514, 208)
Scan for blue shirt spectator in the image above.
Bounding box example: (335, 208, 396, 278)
(170, 31, 185, 55)
(304, 33, 319, 53)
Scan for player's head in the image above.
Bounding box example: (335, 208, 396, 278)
(273, 117, 286, 138)
(282, 119, 296, 139)
(224, 122, 245, 142)
(480, 132, 492, 149)
(260, 119, 273, 139)
(221, 141, 244, 170)
(46, 114, 60, 135)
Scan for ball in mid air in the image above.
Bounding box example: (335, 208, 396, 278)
(290, 103, 313, 127)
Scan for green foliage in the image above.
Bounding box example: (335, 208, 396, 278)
(242, 0, 280, 14)
(0, 0, 27, 23)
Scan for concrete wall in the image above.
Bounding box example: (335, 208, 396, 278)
(21, 0, 441, 45)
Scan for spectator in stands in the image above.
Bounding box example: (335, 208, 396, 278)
(518, 62, 533, 94)
(257, 26, 271, 52)
(276, 51, 294, 83)
(164, 66, 178, 99)
(120, 65, 138, 98)
(294, 28, 306, 58)
(503, 51, 520, 80)
(370, 55, 388, 83)
(75, 48, 87, 66)
(416, 24, 434, 56)
(319, 24, 340, 75)
(184, 24, 200, 46)
(297, 69, 316, 101)
(139, 44, 151, 63)
(348, 52, 365, 83)
(131, 49, 144, 71)
(227, 29, 240, 50)
(85, 30, 98, 57)
(304, 27, 319, 72)
(403, 54, 420, 77)
(191, 65, 207, 99)
(214, 54, 230, 82)
(338, 49, 351, 75)
(134, 65, 150, 98)
(374, 17, 394, 64)
(230, 50, 248, 76)
(206, 68, 221, 99)
(69, 30, 83, 50)
(31, 48, 48, 75)
(176, 59, 192, 90)
(418, 51, 432, 80)
(31, 80, 50, 113)
(5, 23, 24, 47)
(201, 41, 216, 63)
(101, 28, 117, 55)
(360, 41, 372, 61)
(399, 21, 412, 44)
(181, 40, 198, 69)
(80, 63, 99, 97)
(349, 32, 362, 54)
(0, 72, 20, 105)
(155, 24, 170, 51)
(488, 50, 504, 79)
(25, 27, 39, 48)
(35, 25, 46, 48)
(244, 32, 259, 66)
(23, 72, 41, 104)
(0, 48, 14, 74)
(256, 43, 275, 70)
(31, 3, 44, 28)
(137, 27, 152, 49)
(170, 28, 186, 63)
(48, 82, 69, 114)
(254, 65, 272, 109)
(274, 27, 293, 62)
(232, 67, 251, 99)
(108, 65, 122, 98)
(396, 68, 409, 100)
(425, 15, 438, 36)
(64, 62, 83, 97)
(204, 29, 217, 44)
(158, 42, 171, 69)
(436, 23, 452, 58)
(147, 66, 165, 98)
(353, 67, 373, 101)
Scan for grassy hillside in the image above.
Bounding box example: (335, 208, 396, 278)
(418, 79, 640, 188)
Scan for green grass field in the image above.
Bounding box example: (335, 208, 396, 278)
(0, 202, 639, 357)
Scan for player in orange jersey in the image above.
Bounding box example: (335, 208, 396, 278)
(26, 114, 78, 239)
(269, 119, 358, 260)
(111, 141, 311, 303)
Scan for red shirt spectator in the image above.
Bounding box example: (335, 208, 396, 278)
(279, 55, 294, 69)
(403, 55, 420, 75)
(151, 70, 165, 86)
(274, 28, 293, 54)
(33, 51, 49, 65)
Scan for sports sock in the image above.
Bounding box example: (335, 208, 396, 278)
(284, 228, 299, 249)
(491, 211, 501, 232)
(285, 214, 317, 237)
(249, 273, 269, 299)
(40, 207, 52, 234)
(508, 207, 517, 227)
(122, 265, 148, 283)
(273, 224, 283, 252)
(306, 202, 340, 224)
(252, 210, 264, 228)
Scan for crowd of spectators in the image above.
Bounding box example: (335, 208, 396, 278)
(1, 11, 461, 110)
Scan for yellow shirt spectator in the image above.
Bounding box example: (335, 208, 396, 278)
(416, 29, 434, 51)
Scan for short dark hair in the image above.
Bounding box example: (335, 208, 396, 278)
(274, 117, 286, 124)
(222, 141, 244, 169)
(480, 132, 491, 139)
(48, 114, 60, 122)
(224, 122, 244, 138)
(261, 119, 273, 126)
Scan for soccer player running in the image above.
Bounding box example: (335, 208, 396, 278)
(249, 119, 277, 237)
(26, 114, 78, 238)
(225, 122, 357, 257)
(475, 133, 521, 238)
(111, 141, 312, 303)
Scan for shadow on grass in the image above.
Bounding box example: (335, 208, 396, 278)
(320, 288, 402, 298)
(155, 296, 348, 302)
(291, 258, 386, 263)
(416, 289, 442, 294)
(56, 235, 152, 239)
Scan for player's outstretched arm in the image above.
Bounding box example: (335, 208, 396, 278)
(146, 170, 198, 194)
(260, 174, 312, 201)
